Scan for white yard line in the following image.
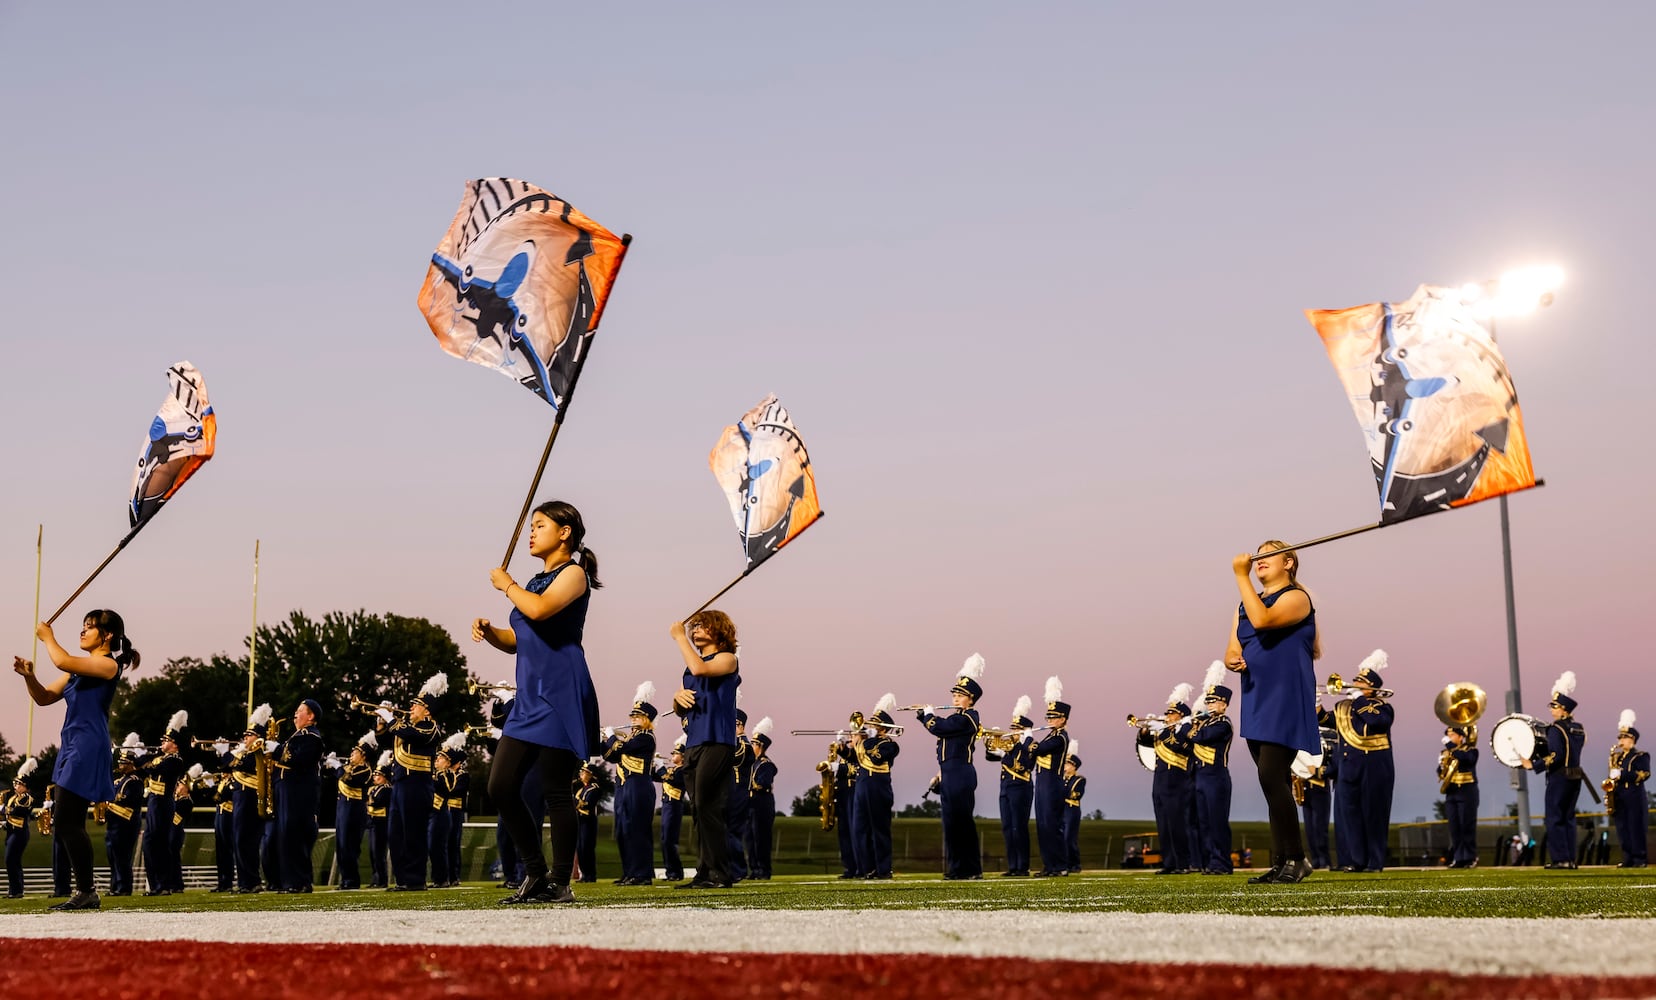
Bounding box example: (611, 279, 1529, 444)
(1, 908, 1652, 978)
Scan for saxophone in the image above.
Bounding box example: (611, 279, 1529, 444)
(93, 801, 108, 825)
(817, 742, 837, 831)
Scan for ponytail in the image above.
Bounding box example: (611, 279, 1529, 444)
(534, 500, 602, 590)
(577, 545, 603, 590)
(85, 609, 140, 671)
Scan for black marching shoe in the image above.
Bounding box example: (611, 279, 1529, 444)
(530, 882, 576, 904)
(48, 890, 101, 911)
(1246, 864, 1285, 884)
(1274, 859, 1313, 884)
(500, 874, 550, 905)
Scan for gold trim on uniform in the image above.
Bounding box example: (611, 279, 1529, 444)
(1333, 700, 1390, 752)
(395, 745, 433, 772)
(1153, 740, 1190, 770)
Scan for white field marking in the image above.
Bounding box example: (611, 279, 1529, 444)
(1, 909, 1654, 977)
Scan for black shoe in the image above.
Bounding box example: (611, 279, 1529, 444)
(611, 877, 629, 885)
(837, 872, 858, 879)
(664, 874, 684, 882)
(674, 878, 730, 890)
(1247, 864, 1285, 884)
(48, 890, 101, 911)
(286, 885, 313, 894)
(500, 874, 550, 905)
(388, 884, 427, 891)
(142, 889, 170, 897)
(237, 886, 263, 894)
(530, 882, 576, 904)
(1275, 859, 1313, 884)
(1337, 865, 1365, 873)
(6, 892, 23, 899)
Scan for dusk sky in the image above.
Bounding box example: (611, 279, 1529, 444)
(3, 3, 1653, 825)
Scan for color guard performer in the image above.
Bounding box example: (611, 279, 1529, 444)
(1032, 677, 1073, 877)
(849, 694, 902, 880)
(916, 654, 985, 881)
(1440, 723, 1479, 868)
(105, 751, 143, 895)
(670, 609, 742, 890)
(1191, 663, 1235, 875)
(1322, 650, 1394, 873)
(1520, 671, 1586, 869)
(366, 753, 392, 888)
(574, 763, 600, 882)
(1611, 710, 1648, 868)
(652, 736, 688, 883)
(380, 673, 446, 891)
(601, 681, 659, 886)
(4, 759, 35, 897)
(1140, 684, 1195, 875)
(139, 711, 189, 895)
(332, 731, 375, 889)
(1297, 730, 1336, 870)
(819, 736, 859, 878)
(1061, 744, 1085, 874)
(985, 695, 1036, 877)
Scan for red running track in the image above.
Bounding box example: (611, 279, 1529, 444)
(3, 938, 1653, 999)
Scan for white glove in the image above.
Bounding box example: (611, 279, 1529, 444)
(1347, 689, 1361, 701)
(919, 706, 934, 717)
(1441, 736, 1453, 746)
(376, 708, 395, 723)
(264, 739, 279, 753)
(214, 740, 230, 755)
(602, 727, 615, 740)
(1610, 768, 1622, 780)
(132, 747, 147, 758)
(324, 753, 341, 770)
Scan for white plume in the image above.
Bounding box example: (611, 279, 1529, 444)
(442, 732, 467, 753)
(1044, 676, 1063, 704)
(122, 733, 143, 749)
(1620, 709, 1637, 731)
(186, 763, 203, 781)
(1067, 740, 1080, 759)
(632, 680, 657, 706)
(376, 750, 392, 769)
(958, 653, 985, 682)
(419, 672, 449, 699)
(1358, 649, 1389, 674)
(874, 693, 897, 716)
(1203, 660, 1227, 691)
(249, 703, 273, 728)
(1167, 683, 1193, 708)
(737, 687, 745, 705)
(358, 730, 378, 749)
(752, 716, 774, 740)
(673, 734, 686, 749)
(16, 757, 37, 780)
(1012, 695, 1032, 721)
(167, 710, 189, 733)
(1552, 671, 1576, 697)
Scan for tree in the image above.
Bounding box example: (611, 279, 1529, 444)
(791, 782, 824, 818)
(896, 797, 940, 819)
(18, 744, 58, 797)
(1432, 799, 1447, 821)
(0, 730, 15, 776)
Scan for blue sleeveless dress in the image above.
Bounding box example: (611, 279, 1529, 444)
(1236, 587, 1320, 754)
(503, 562, 600, 758)
(682, 653, 740, 748)
(53, 665, 122, 802)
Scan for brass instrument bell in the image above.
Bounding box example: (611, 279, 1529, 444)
(1433, 681, 1487, 731)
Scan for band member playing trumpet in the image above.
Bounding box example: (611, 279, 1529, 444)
(916, 654, 985, 881)
(1520, 671, 1586, 870)
(652, 737, 688, 883)
(1032, 677, 1072, 877)
(849, 694, 902, 880)
(1321, 650, 1394, 873)
(271, 699, 324, 893)
(1440, 724, 1479, 868)
(1611, 710, 1648, 868)
(601, 682, 660, 886)
(1191, 663, 1235, 875)
(985, 695, 1036, 877)
(380, 673, 446, 891)
(748, 717, 778, 880)
(1140, 684, 1195, 875)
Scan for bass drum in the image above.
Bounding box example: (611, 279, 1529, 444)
(1136, 742, 1157, 773)
(1490, 713, 1547, 768)
(1291, 749, 1324, 779)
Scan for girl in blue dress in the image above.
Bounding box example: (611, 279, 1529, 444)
(473, 500, 601, 905)
(13, 609, 139, 911)
(1225, 541, 1319, 885)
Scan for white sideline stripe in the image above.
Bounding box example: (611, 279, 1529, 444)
(1, 909, 1654, 977)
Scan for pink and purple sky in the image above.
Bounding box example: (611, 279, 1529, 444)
(2, 4, 1651, 823)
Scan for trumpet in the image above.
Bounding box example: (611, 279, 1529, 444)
(465, 724, 502, 739)
(1323, 673, 1394, 699)
(466, 680, 517, 696)
(349, 697, 406, 719)
(1125, 713, 1167, 731)
(604, 723, 648, 738)
(191, 737, 236, 750)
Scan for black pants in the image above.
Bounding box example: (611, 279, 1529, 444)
(488, 736, 578, 886)
(685, 743, 734, 883)
(53, 787, 96, 893)
(1248, 740, 1305, 864)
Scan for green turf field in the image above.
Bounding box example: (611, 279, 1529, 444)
(4, 867, 1652, 920)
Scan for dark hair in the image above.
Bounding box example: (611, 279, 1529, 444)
(84, 609, 140, 671)
(534, 500, 602, 589)
(687, 610, 738, 653)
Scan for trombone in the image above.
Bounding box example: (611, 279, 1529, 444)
(1323, 673, 1394, 699)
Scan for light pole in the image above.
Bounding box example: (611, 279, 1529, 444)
(1461, 265, 1563, 848)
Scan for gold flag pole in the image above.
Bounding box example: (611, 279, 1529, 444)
(246, 539, 259, 716)
(28, 524, 41, 752)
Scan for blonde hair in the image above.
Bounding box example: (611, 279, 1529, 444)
(1257, 541, 1321, 661)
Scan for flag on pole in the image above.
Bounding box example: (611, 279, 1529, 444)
(1306, 284, 1537, 524)
(710, 394, 823, 571)
(130, 362, 217, 530)
(418, 178, 629, 410)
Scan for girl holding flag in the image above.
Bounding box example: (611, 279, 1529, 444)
(474, 500, 602, 905)
(13, 610, 140, 911)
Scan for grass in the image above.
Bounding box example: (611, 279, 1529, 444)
(4, 867, 1654, 920)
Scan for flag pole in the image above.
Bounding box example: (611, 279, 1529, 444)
(247, 540, 260, 717)
(28, 524, 41, 753)
(686, 513, 826, 619)
(1247, 480, 1546, 561)
(499, 233, 633, 568)
(44, 524, 143, 625)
